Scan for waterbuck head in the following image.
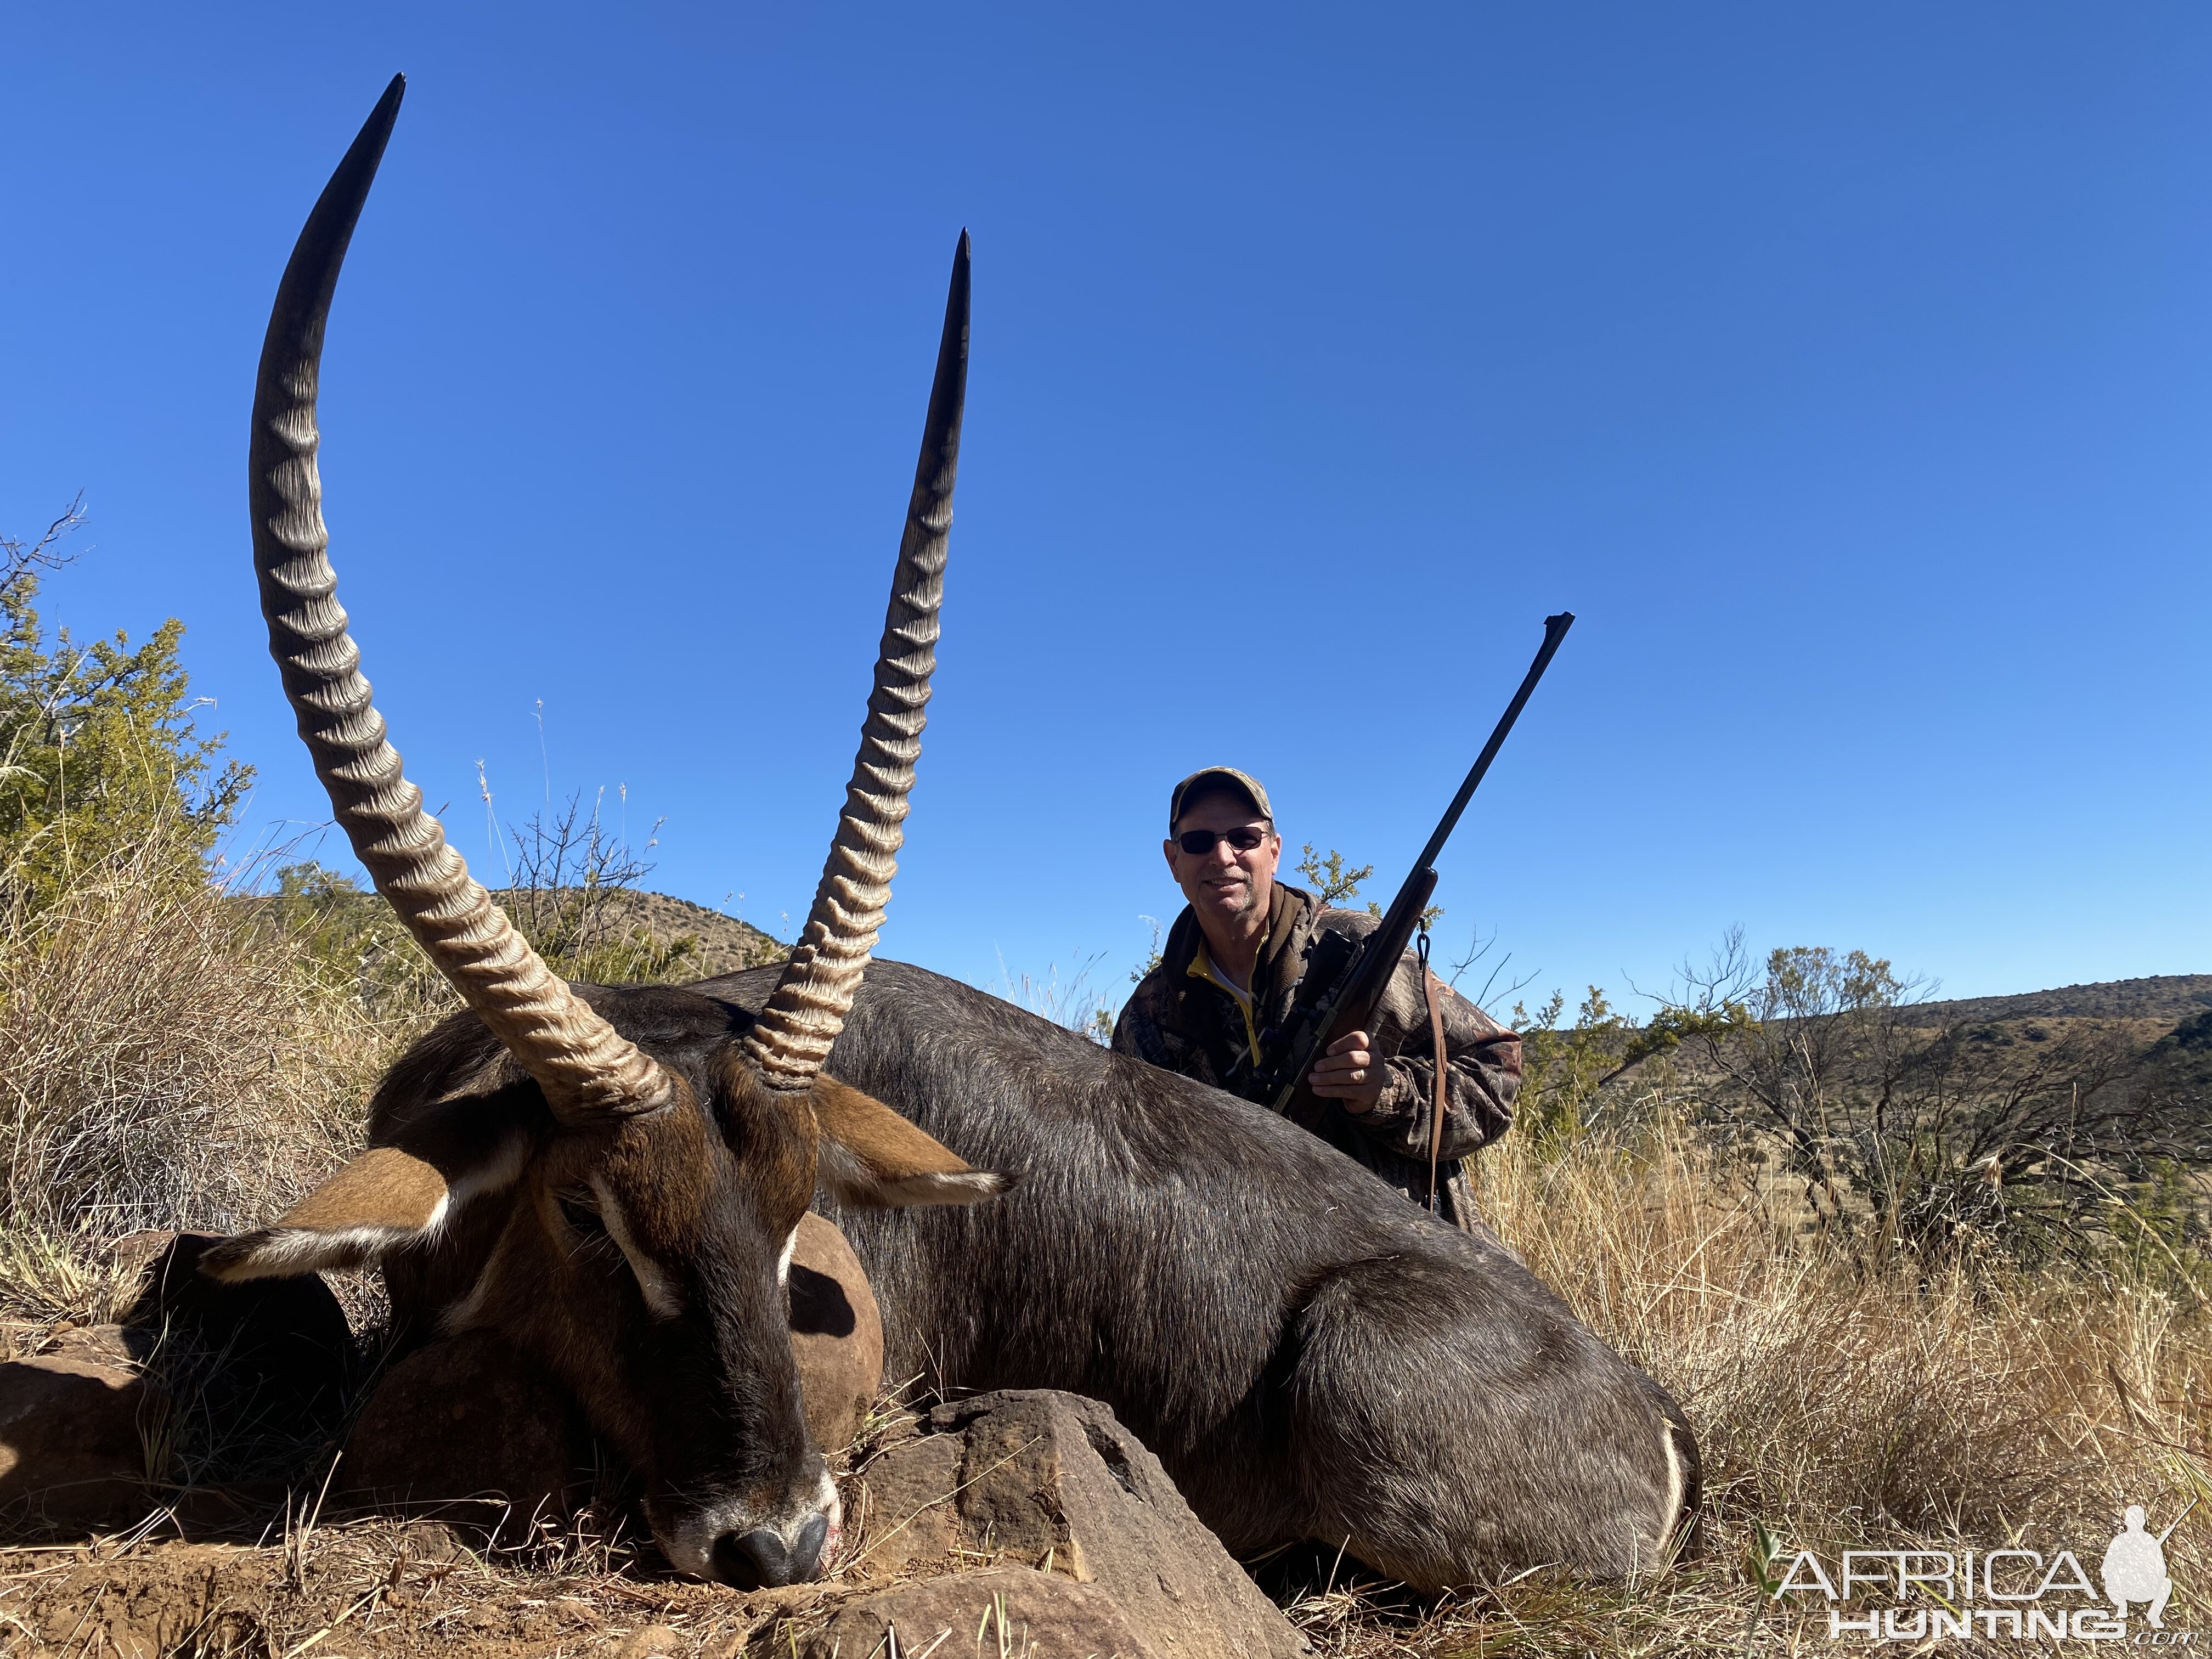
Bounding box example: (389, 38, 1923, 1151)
(200, 75, 1001, 1588)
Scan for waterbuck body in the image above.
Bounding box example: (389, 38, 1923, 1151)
(375, 962, 1699, 1589)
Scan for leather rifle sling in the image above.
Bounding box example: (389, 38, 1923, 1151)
(1418, 934, 1449, 1213)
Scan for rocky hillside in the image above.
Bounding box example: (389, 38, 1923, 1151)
(583, 889, 787, 979)
(1892, 973, 2212, 1027)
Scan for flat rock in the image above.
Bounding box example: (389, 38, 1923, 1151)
(613, 1624, 690, 1658)
(0, 1346, 159, 1532)
(855, 1390, 1308, 1659)
(339, 1327, 591, 1525)
(38, 1324, 138, 1367)
(800, 1566, 1159, 1659)
(789, 1211, 882, 1458)
(108, 1229, 183, 1278)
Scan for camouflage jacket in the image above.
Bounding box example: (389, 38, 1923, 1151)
(1111, 881, 1520, 1229)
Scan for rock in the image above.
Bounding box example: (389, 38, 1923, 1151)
(788, 1212, 882, 1457)
(0, 1346, 159, 1531)
(107, 1229, 181, 1278)
(44, 1324, 138, 1368)
(339, 1328, 591, 1524)
(855, 1390, 1308, 1659)
(741, 1582, 830, 1618)
(801, 1566, 1158, 1659)
(614, 1625, 690, 1658)
(393, 1518, 470, 1563)
(123, 1232, 353, 1440)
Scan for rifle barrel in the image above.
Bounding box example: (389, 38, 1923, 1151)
(1410, 612, 1575, 874)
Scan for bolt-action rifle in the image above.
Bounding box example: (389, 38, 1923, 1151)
(1256, 613, 1576, 1133)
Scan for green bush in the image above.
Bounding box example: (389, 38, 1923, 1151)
(0, 501, 247, 909)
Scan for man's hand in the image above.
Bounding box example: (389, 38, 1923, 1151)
(1308, 1030, 1389, 1115)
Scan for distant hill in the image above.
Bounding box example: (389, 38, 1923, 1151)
(241, 881, 787, 986)
(1892, 974, 2212, 1028)
(588, 890, 786, 979)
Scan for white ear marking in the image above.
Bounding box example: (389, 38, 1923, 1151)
(444, 1131, 529, 1216)
(856, 1165, 1010, 1207)
(203, 1223, 417, 1282)
(817, 1142, 1011, 1210)
(202, 1134, 534, 1285)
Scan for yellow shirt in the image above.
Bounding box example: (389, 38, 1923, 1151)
(1188, 938, 1262, 1068)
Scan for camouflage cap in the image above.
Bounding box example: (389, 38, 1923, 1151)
(1168, 766, 1274, 830)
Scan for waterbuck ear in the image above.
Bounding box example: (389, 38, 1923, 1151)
(810, 1076, 1011, 1209)
(199, 1146, 471, 1282)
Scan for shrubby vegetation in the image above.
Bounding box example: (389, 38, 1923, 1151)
(1427, 1108, 2212, 1656)
(256, 791, 718, 1026)
(1499, 930, 2211, 1280)
(0, 505, 360, 1310)
(0, 499, 247, 913)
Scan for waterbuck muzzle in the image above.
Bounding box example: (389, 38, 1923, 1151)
(209, 73, 1002, 1588)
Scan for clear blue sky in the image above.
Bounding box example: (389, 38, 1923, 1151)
(4, 3, 2206, 1020)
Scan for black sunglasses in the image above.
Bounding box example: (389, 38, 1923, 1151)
(1175, 825, 1271, 855)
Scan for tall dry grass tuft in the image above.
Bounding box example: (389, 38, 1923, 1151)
(1393, 1105, 2212, 1654)
(0, 817, 426, 1297)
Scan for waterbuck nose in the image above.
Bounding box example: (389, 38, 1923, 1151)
(713, 1514, 830, 1589)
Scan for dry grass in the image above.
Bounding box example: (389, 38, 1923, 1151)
(0, 1510, 772, 1658)
(0, 1233, 143, 1328)
(0, 822, 436, 1318)
(1479, 1112, 2210, 1545)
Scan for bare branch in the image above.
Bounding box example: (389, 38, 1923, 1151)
(0, 494, 90, 599)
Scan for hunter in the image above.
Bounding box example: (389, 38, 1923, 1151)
(1113, 766, 1522, 1229)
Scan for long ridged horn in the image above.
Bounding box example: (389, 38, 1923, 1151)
(743, 233, 970, 1090)
(250, 75, 670, 1125)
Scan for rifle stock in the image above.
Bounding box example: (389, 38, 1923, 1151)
(1268, 866, 1436, 1130)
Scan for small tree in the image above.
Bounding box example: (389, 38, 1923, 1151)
(1295, 843, 1442, 929)
(1651, 928, 2192, 1262)
(1508, 986, 1637, 1146)
(499, 791, 703, 985)
(1296, 844, 1373, 906)
(0, 501, 249, 909)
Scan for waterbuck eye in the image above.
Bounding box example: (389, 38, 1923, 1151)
(557, 1192, 606, 1235)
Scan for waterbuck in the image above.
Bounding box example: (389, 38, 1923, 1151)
(208, 77, 1701, 1593)
(377, 961, 1702, 1590)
